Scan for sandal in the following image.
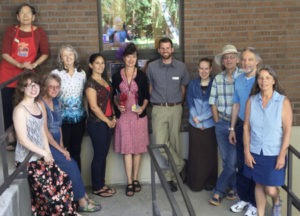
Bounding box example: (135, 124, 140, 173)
(209, 195, 221, 206)
(125, 184, 134, 197)
(92, 188, 113, 198)
(226, 190, 238, 201)
(133, 180, 142, 192)
(102, 185, 116, 194)
(85, 197, 100, 206)
(77, 201, 101, 212)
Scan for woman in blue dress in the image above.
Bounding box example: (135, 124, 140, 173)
(40, 73, 101, 213)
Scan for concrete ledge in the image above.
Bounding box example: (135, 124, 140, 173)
(0, 178, 31, 216)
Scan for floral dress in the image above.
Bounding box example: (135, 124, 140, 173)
(15, 104, 77, 215)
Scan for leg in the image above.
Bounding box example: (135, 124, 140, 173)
(123, 154, 134, 196)
(87, 121, 111, 191)
(133, 154, 142, 181)
(255, 183, 267, 216)
(265, 186, 281, 205)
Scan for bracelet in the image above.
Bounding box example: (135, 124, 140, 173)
(228, 127, 235, 131)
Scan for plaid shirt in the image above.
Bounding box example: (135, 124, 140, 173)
(209, 67, 244, 120)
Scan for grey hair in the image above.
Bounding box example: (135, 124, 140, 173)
(57, 44, 82, 72)
(241, 47, 262, 63)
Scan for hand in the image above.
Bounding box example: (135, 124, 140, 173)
(275, 154, 285, 170)
(118, 105, 126, 113)
(23, 62, 34, 70)
(62, 149, 71, 161)
(135, 106, 144, 115)
(244, 151, 255, 169)
(193, 116, 200, 125)
(229, 131, 236, 145)
(43, 151, 54, 164)
(107, 119, 116, 128)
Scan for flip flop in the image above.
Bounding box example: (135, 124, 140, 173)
(92, 189, 113, 198)
(102, 185, 116, 195)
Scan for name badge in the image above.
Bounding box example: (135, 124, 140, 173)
(172, 76, 179, 80)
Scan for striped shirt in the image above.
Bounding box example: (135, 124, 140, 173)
(209, 67, 244, 120)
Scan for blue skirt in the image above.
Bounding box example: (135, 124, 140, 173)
(243, 152, 286, 186)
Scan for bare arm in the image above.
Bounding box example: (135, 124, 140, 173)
(229, 103, 240, 145)
(243, 99, 255, 168)
(275, 97, 293, 170)
(86, 87, 116, 128)
(181, 85, 186, 102)
(211, 105, 219, 123)
(2, 53, 48, 70)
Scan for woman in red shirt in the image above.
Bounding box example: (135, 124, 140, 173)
(0, 3, 49, 149)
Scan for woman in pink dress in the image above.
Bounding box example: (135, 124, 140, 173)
(112, 43, 150, 196)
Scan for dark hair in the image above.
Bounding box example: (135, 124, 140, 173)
(14, 72, 40, 105)
(16, 3, 36, 15)
(158, 37, 173, 48)
(41, 73, 61, 96)
(199, 57, 213, 68)
(250, 65, 284, 96)
(123, 43, 137, 57)
(88, 53, 105, 75)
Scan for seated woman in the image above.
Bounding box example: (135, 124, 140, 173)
(40, 73, 101, 213)
(13, 72, 77, 215)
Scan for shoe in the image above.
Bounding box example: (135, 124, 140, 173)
(209, 195, 221, 206)
(244, 204, 257, 216)
(230, 200, 249, 213)
(272, 197, 282, 216)
(179, 163, 186, 182)
(133, 180, 142, 192)
(77, 201, 101, 212)
(226, 190, 238, 201)
(167, 181, 178, 192)
(125, 184, 134, 197)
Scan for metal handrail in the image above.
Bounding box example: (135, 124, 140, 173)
(147, 144, 196, 216)
(282, 145, 300, 215)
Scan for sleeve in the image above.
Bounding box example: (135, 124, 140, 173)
(139, 71, 150, 101)
(186, 81, 197, 118)
(1, 26, 15, 54)
(232, 81, 240, 104)
(36, 27, 49, 55)
(209, 77, 217, 105)
(181, 65, 190, 86)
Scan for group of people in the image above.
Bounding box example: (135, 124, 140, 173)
(0, 3, 293, 216)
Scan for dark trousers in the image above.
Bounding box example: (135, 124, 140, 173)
(62, 120, 85, 171)
(87, 120, 112, 191)
(235, 118, 256, 206)
(1, 87, 15, 130)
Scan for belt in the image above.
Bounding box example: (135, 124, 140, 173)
(152, 102, 182, 107)
(218, 113, 231, 121)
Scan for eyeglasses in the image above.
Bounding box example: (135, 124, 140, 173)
(222, 55, 237, 61)
(48, 85, 60, 90)
(25, 82, 40, 90)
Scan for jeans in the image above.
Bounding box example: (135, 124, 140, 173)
(50, 146, 85, 201)
(87, 120, 112, 191)
(235, 119, 256, 206)
(213, 119, 237, 197)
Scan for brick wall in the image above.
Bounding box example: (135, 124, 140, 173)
(1, 0, 300, 125)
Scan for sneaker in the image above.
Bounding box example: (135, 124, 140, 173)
(230, 200, 249, 213)
(272, 198, 282, 216)
(244, 204, 257, 216)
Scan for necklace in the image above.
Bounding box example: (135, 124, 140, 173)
(124, 68, 136, 94)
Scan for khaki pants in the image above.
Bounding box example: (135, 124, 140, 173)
(151, 105, 185, 181)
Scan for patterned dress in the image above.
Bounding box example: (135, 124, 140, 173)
(15, 104, 77, 215)
(114, 69, 149, 154)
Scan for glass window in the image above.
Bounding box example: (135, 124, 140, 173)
(98, 0, 183, 58)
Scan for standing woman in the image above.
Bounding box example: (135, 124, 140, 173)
(186, 58, 218, 191)
(13, 72, 77, 215)
(243, 66, 293, 216)
(0, 3, 49, 150)
(41, 73, 101, 213)
(112, 43, 150, 196)
(85, 53, 116, 197)
(51, 44, 86, 170)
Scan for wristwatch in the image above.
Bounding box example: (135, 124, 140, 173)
(228, 127, 234, 131)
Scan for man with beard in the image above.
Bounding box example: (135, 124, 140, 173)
(228, 47, 261, 216)
(147, 37, 189, 192)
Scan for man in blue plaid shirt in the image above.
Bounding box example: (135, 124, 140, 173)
(209, 44, 244, 206)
